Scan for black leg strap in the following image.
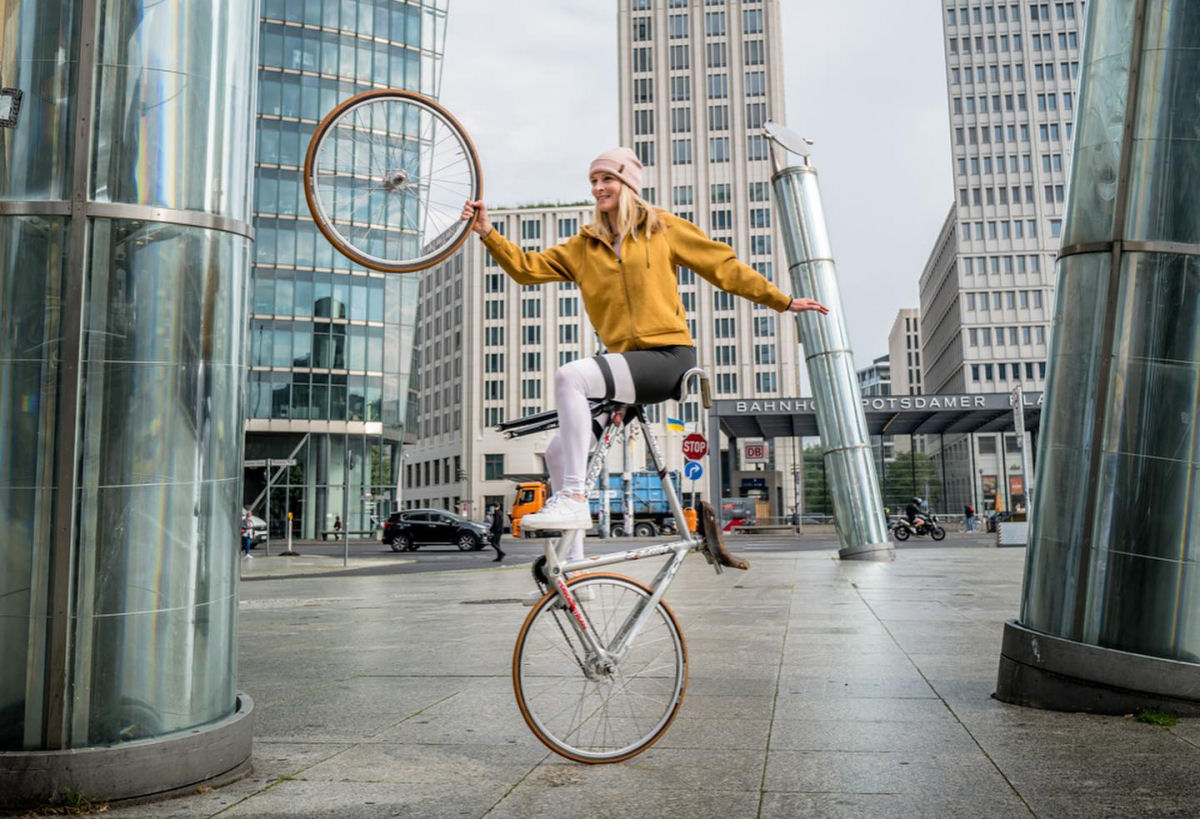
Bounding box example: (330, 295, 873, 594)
(594, 355, 616, 401)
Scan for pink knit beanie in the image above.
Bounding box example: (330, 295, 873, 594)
(589, 147, 643, 193)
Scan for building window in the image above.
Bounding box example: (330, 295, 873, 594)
(705, 11, 726, 36)
(633, 46, 653, 73)
(743, 70, 766, 97)
(744, 39, 765, 65)
(746, 101, 767, 129)
(672, 138, 693, 164)
(634, 109, 655, 136)
(634, 78, 653, 104)
(755, 371, 777, 393)
(707, 104, 729, 131)
(670, 76, 691, 101)
(747, 134, 769, 160)
(484, 454, 504, 480)
(668, 13, 689, 38)
(709, 136, 730, 162)
(706, 42, 727, 67)
(632, 16, 652, 41)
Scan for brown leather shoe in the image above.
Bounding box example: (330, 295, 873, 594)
(697, 502, 750, 571)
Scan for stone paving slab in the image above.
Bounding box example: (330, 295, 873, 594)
(92, 545, 1199, 818)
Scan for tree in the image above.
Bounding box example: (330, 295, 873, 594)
(801, 445, 832, 515)
(880, 451, 944, 513)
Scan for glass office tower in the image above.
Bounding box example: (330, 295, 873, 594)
(246, 0, 447, 539)
(0, 0, 256, 805)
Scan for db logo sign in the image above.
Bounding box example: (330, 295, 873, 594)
(743, 442, 769, 463)
(682, 434, 708, 460)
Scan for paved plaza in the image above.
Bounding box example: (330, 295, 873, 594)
(100, 537, 1199, 818)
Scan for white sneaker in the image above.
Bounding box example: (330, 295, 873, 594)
(521, 492, 592, 531)
(242, 552, 253, 560)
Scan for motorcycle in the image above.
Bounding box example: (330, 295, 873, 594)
(889, 513, 946, 542)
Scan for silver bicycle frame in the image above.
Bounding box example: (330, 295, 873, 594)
(540, 405, 702, 662)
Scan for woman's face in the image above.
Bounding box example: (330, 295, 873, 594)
(590, 172, 622, 214)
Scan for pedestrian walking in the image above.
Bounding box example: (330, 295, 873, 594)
(964, 503, 976, 532)
(333, 515, 342, 540)
(240, 511, 255, 559)
(488, 503, 506, 562)
(461, 146, 827, 566)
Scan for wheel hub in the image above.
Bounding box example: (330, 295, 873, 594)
(382, 169, 410, 192)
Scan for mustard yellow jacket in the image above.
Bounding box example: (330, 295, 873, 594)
(480, 210, 792, 353)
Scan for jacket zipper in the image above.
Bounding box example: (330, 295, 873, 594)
(600, 234, 639, 350)
(618, 255, 638, 349)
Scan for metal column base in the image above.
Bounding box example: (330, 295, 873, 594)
(995, 620, 1200, 716)
(838, 540, 895, 561)
(0, 693, 254, 809)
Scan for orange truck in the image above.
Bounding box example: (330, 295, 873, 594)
(511, 472, 689, 538)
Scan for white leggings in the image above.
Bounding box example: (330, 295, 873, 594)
(543, 355, 637, 496)
(543, 356, 636, 561)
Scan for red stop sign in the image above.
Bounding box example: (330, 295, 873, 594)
(682, 434, 708, 460)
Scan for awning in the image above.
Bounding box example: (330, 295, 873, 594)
(712, 392, 1043, 439)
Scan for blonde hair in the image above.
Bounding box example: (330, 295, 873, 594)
(589, 186, 663, 246)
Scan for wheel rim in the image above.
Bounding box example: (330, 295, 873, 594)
(457, 535, 475, 551)
(513, 575, 687, 762)
(304, 89, 482, 273)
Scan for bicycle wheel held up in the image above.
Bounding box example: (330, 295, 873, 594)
(303, 88, 482, 273)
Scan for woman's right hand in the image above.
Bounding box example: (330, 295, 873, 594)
(462, 199, 492, 236)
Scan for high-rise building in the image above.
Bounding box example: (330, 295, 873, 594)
(245, 1, 448, 539)
(919, 1, 1083, 513)
(920, 0, 1083, 395)
(857, 356, 892, 397)
(618, 0, 802, 494)
(888, 308, 922, 397)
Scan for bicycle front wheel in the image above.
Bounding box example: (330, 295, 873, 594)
(512, 573, 687, 763)
(303, 88, 482, 273)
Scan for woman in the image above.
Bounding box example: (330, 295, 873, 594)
(461, 146, 827, 540)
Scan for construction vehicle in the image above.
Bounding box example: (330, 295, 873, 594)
(511, 471, 684, 538)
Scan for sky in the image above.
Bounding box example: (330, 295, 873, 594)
(439, 1, 953, 368)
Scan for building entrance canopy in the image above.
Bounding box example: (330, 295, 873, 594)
(712, 392, 1043, 440)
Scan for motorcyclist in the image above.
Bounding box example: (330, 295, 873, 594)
(905, 497, 925, 526)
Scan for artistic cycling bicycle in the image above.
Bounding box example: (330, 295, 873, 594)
(496, 370, 749, 763)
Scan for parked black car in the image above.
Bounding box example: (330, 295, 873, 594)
(383, 509, 488, 552)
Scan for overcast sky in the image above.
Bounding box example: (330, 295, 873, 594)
(440, 1, 952, 368)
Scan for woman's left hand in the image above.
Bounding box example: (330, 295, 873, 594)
(788, 297, 830, 314)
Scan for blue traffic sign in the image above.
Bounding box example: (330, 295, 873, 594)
(683, 460, 703, 481)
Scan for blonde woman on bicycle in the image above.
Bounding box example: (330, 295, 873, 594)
(461, 147, 827, 557)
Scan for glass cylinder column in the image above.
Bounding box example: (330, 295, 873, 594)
(0, 0, 258, 806)
(768, 136, 893, 560)
(996, 0, 1200, 714)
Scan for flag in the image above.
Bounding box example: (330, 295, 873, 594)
(666, 417, 685, 432)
